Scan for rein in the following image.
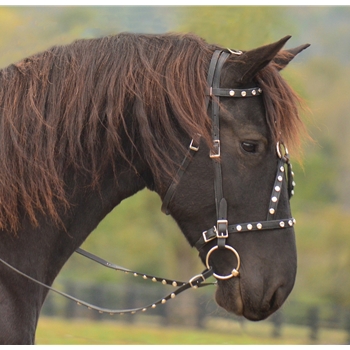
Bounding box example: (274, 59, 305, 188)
(0, 49, 296, 317)
(0, 249, 215, 315)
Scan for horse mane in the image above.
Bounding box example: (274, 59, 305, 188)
(0, 32, 303, 233)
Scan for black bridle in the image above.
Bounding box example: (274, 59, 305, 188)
(0, 49, 295, 316)
(161, 49, 296, 280)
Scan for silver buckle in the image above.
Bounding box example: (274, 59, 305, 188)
(189, 274, 205, 288)
(189, 138, 199, 152)
(210, 140, 220, 158)
(227, 48, 243, 56)
(202, 229, 216, 243)
(276, 142, 289, 159)
(216, 219, 228, 238)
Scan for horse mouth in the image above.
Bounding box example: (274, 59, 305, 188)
(215, 278, 281, 321)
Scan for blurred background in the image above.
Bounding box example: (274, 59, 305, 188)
(1, 5, 349, 345)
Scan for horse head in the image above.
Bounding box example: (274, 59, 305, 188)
(157, 36, 309, 321)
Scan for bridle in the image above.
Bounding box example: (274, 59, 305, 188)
(161, 49, 296, 280)
(0, 49, 296, 316)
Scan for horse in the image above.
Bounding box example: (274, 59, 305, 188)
(0, 32, 309, 344)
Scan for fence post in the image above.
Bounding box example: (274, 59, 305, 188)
(195, 296, 207, 329)
(63, 281, 78, 319)
(307, 306, 319, 342)
(41, 293, 56, 317)
(88, 285, 105, 321)
(345, 310, 350, 345)
(271, 310, 283, 338)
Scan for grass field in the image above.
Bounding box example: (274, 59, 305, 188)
(35, 316, 348, 345)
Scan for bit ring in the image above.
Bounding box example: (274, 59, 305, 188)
(205, 245, 241, 280)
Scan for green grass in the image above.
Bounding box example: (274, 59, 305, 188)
(35, 316, 349, 345)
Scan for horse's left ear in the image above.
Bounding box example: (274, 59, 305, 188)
(235, 35, 292, 83)
(235, 36, 310, 83)
(273, 43, 311, 71)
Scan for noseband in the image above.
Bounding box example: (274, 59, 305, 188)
(161, 50, 296, 280)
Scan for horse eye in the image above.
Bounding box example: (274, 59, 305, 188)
(241, 142, 257, 153)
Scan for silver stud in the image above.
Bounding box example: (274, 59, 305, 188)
(162, 279, 167, 285)
(171, 293, 176, 299)
(142, 308, 147, 312)
(252, 90, 256, 95)
(269, 208, 275, 215)
(151, 304, 156, 309)
(131, 311, 136, 314)
(152, 277, 157, 282)
(280, 221, 285, 228)
(229, 90, 235, 96)
(172, 281, 177, 287)
(77, 302, 81, 306)
(247, 224, 253, 230)
(293, 218, 296, 224)
(258, 88, 262, 93)
(280, 166, 285, 172)
(134, 273, 138, 277)
(278, 175, 283, 182)
(291, 190, 295, 196)
(161, 299, 167, 304)
(257, 223, 262, 229)
(272, 196, 278, 203)
(292, 181, 296, 187)
(291, 171, 295, 177)
(236, 225, 242, 231)
(288, 220, 293, 226)
(143, 275, 147, 280)
(275, 186, 281, 192)
(241, 91, 247, 97)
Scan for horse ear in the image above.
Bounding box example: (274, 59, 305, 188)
(273, 43, 311, 70)
(236, 35, 292, 83)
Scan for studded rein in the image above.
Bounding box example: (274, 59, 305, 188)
(161, 49, 296, 280)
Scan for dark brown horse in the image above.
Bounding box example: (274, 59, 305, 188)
(0, 32, 309, 344)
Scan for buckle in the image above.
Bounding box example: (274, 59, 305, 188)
(276, 142, 289, 159)
(210, 140, 220, 158)
(189, 274, 205, 288)
(202, 229, 216, 243)
(189, 138, 199, 152)
(216, 219, 228, 239)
